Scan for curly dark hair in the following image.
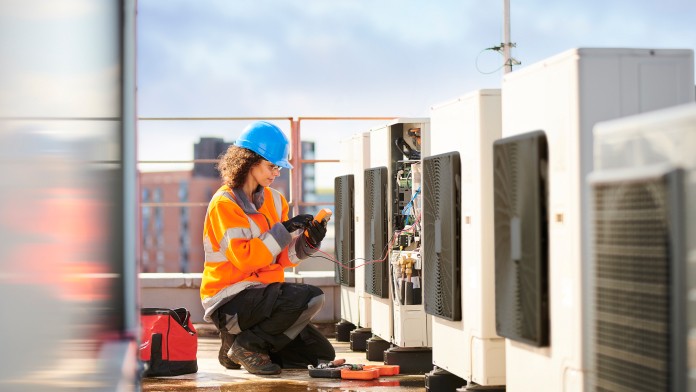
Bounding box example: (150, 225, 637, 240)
(217, 145, 264, 188)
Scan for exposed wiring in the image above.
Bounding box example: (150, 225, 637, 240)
(307, 212, 422, 270)
(308, 253, 384, 270)
(475, 47, 505, 75)
(475, 42, 521, 75)
(401, 186, 421, 216)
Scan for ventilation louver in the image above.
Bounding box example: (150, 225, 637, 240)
(423, 151, 462, 321)
(334, 175, 355, 287)
(364, 167, 389, 298)
(493, 130, 550, 347)
(589, 168, 685, 392)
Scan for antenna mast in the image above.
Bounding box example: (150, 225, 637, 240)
(503, 0, 513, 73)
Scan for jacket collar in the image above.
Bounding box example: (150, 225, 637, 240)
(231, 185, 265, 214)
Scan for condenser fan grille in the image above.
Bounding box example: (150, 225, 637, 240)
(364, 167, 388, 298)
(422, 152, 461, 321)
(591, 169, 684, 392)
(493, 130, 549, 347)
(334, 175, 355, 287)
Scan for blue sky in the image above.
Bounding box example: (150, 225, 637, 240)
(136, 0, 696, 186)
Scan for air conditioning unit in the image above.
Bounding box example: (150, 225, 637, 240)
(587, 102, 696, 391)
(364, 166, 389, 299)
(337, 133, 372, 328)
(588, 166, 687, 392)
(493, 130, 550, 348)
(428, 90, 506, 387)
(594, 103, 696, 172)
(422, 151, 461, 322)
(368, 118, 432, 348)
(500, 48, 694, 392)
(333, 174, 355, 288)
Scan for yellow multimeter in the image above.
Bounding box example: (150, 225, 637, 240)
(305, 208, 332, 240)
(314, 208, 332, 224)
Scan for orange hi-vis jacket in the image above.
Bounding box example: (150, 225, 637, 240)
(200, 185, 317, 322)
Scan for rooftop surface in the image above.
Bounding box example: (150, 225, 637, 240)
(141, 325, 429, 392)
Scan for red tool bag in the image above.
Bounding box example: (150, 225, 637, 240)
(140, 307, 198, 377)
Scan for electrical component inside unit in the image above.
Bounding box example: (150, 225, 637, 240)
(390, 156, 423, 306)
(407, 127, 421, 150)
(390, 250, 422, 306)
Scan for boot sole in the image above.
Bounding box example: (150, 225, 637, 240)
(229, 342, 282, 375)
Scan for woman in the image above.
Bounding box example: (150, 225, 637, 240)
(200, 121, 334, 375)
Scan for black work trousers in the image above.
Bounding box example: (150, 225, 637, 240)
(213, 282, 335, 368)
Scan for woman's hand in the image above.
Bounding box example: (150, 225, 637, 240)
(304, 220, 327, 246)
(282, 214, 313, 232)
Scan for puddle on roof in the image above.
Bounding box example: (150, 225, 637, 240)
(143, 376, 426, 391)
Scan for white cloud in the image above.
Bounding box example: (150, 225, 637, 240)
(175, 38, 275, 81)
(136, 0, 696, 181)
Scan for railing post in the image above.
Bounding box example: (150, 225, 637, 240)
(290, 118, 302, 217)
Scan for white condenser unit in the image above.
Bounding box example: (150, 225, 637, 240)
(587, 103, 696, 392)
(427, 89, 506, 386)
(368, 118, 432, 348)
(499, 48, 694, 392)
(334, 138, 355, 290)
(337, 133, 372, 327)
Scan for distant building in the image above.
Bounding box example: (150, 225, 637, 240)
(139, 138, 315, 273)
(193, 137, 231, 178)
(140, 171, 217, 273)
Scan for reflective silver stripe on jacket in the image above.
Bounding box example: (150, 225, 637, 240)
(260, 230, 283, 257)
(203, 236, 227, 262)
(269, 187, 283, 220)
(204, 188, 283, 263)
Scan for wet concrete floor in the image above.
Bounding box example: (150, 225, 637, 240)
(142, 334, 427, 391)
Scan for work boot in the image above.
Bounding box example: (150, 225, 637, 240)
(218, 331, 241, 370)
(229, 339, 281, 375)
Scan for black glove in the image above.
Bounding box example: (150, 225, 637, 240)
(304, 219, 327, 246)
(282, 214, 313, 233)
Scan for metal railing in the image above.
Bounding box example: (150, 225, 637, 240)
(138, 116, 398, 215)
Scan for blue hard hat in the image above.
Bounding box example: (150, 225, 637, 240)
(234, 121, 293, 169)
